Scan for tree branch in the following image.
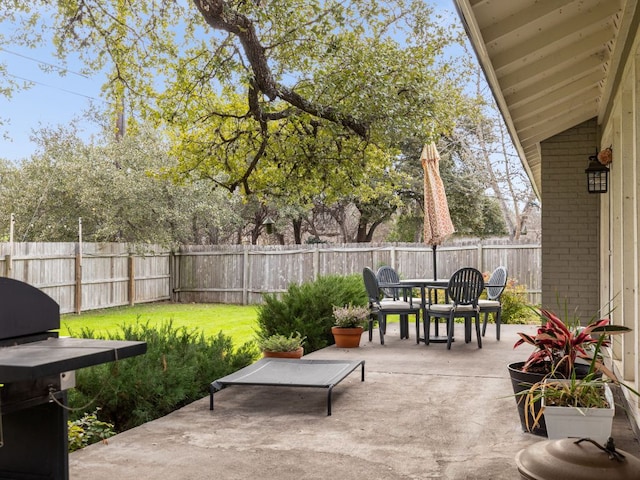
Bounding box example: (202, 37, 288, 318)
(192, 0, 369, 139)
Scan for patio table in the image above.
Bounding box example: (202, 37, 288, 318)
(377, 281, 422, 339)
(399, 279, 449, 342)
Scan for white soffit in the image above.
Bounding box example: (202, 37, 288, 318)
(453, 0, 638, 196)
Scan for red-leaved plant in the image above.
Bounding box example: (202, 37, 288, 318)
(515, 307, 638, 432)
(514, 308, 621, 377)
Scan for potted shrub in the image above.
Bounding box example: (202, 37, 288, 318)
(507, 307, 617, 436)
(256, 332, 305, 359)
(519, 329, 639, 444)
(509, 307, 633, 436)
(538, 376, 615, 444)
(331, 304, 369, 348)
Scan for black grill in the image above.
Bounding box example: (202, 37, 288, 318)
(0, 277, 146, 479)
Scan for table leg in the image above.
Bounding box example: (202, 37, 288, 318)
(429, 288, 448, 342)
(400, 314, 408, 339)
(427, 319, 450, 343)
(407, 283, 453, 344)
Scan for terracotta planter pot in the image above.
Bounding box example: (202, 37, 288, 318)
(331, 326, 364, 348)
(262, 347, 304, 359)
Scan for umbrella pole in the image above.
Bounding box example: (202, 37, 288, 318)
(432, 244, 437, 281)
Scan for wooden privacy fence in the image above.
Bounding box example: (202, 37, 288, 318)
(0, 241, 541, 314)
(173, 242, 541, 306)
(0, 243, 171, 314)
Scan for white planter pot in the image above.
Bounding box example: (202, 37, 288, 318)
(542, 380, 614, 445)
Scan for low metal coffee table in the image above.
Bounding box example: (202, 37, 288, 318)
(209, 358, 365, 415)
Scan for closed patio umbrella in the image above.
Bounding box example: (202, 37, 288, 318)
(421, 142, 454, 280)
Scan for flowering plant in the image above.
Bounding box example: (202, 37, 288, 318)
(597, 146, 612, 166)
(332, 304, 369, 328)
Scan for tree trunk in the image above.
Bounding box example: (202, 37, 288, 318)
(292, 218, 303, 244)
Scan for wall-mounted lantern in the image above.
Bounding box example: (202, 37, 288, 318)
(263, 217, 275, 234)
(585, 150, 609, 194)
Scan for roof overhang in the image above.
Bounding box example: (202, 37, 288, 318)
(453, 0, 640, 197)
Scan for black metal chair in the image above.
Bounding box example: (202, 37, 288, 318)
(362, 267, 421, 345)
(376, 265, 422, 339)
(480, 266, 508, 341)
(376, 265, 401, 300)
(424, 267, 485, 350)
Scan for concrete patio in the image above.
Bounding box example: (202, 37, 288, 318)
(69, 323, 640, 479)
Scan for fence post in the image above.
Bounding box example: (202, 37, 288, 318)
(477, 244, 484, 272)
(169, 250, 175, 302)
(74, 244, 82, 314)
(242, 247, 249, 305)
(313, 248, 319, 279)
(7, 213, 14, 277)
(128, 254, 135, 306)
(391, 246, 396, 271)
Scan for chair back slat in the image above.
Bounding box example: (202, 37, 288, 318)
(362, 267, 381, 305)
(447, 267, 484, 306)
(376, 266, 400, 300)
(486, 266, 508, 300)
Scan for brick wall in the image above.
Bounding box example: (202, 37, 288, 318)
(540, 118, 600, 319)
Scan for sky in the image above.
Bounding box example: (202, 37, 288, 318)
(0, 42, 107, 162)
(0, 1, 463, 163)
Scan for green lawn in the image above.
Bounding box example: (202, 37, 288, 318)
(59, 302, 405, 347)
(60, 302, 260, 346)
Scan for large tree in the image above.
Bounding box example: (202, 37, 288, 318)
(1, 1, 471, 204)
(386, 137, 508, 242)
(0, 122, 244, 244)
(452, 66, 537, 240)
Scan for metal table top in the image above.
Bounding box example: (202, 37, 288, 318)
(0, 337, 147, 383)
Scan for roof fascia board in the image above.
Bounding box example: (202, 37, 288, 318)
(600, 0, 640, 128)
(453, 0, 541, 198)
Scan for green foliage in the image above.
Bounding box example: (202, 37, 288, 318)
(68, 408, 116, 452)
(535, 377, 610, 409)
(0, 1, 472, 205)
(478, 198, 508, 237)
(386, 214, 422, 243)
(500, 280, 538, 324)
(0, 124, 245, 244)
(479, 278, 536, 325)
(441, 155, 499, 237)
(67, 321, 258, 432)
(390, 138, 509, 240)
(255, 332, 305, 352)
(1, 2, 520, 245)
(256, 274, 368, 353)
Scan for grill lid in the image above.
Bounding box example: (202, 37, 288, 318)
(0, 277, 59, 340)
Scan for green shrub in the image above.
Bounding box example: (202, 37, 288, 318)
(256, 274, 368, 353)
(67, 321, 258, 433)
(495, 279, 538, 324)
(68, 408, 116, 452)
(256, 332, 305, 352)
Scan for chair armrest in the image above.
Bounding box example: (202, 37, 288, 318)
(378, 282, 415, 302)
